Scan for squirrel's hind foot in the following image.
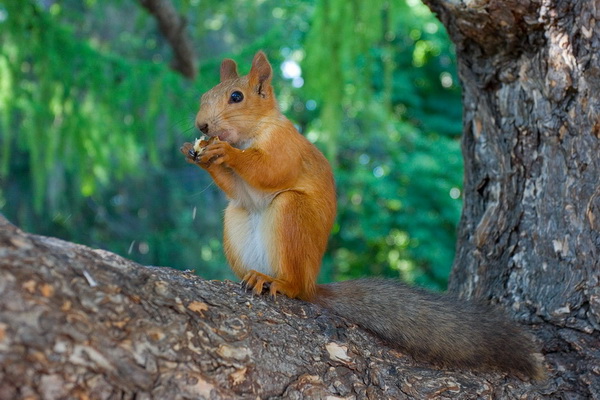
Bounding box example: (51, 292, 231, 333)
(242, 270, 273, 296)
(242, 270, 300, 299)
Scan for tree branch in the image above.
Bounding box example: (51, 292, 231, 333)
(137, 0, 197, 80)
(0, 213, 548, 398)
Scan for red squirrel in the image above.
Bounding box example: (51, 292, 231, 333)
(180, 51, 545, 380)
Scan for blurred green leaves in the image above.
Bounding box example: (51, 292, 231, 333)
(303, 0, 462, 288)
(0, 0, 462, 290)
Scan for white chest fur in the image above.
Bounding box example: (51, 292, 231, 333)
(225, 176, 277, 277)
(225, 209, 273, 276)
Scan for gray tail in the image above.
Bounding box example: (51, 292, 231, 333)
(315, 279, 545, 380)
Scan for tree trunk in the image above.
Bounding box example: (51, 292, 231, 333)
(0, 214, 550, 398)
(423, 0, 600, 396)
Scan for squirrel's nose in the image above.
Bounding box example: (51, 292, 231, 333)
(197, 122, 209, 134)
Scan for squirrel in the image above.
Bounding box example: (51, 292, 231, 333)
(180, 51, 545, 381)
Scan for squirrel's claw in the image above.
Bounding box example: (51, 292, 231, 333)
(180, 142, 199, 163)
(180, 142, 193, 155)
(241, 270, 300, 299)
(200, 142, 234, 166)
(242, 270, 274, 296)
(181, 141, 215, 167)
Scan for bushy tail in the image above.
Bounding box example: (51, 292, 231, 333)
(314, 279, 545, 380)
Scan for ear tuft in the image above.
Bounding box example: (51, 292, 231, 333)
(220, 59, 239, 82)
(249, 51, 272, 95)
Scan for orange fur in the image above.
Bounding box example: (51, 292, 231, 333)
(182, 51, 336, 301)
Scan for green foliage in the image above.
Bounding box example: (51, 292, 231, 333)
(0, 0, 462, 290)
(1, 1, 192, 209)
(303, 0, 463, 288)
(0, 0, 226, 279)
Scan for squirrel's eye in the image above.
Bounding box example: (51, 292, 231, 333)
(230, 91, 244, 103)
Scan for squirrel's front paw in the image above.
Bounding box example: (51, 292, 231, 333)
(200, 142, 234, 166)
(180, 142, 205, 166)
(180, 142, 196, 159)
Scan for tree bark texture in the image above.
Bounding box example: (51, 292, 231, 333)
(423, 0, 600, 397)
(0, 214, 554, 399)
(137, 0, 197, 79)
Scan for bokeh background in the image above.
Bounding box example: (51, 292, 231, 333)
(0, 0, 463, 290)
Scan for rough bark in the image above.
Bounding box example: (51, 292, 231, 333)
(137, 0, 197, 80)
(422, 0, 600, 397)
(0, 213, 551, 399)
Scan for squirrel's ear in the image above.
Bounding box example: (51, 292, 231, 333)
(220, 59, 239, 82)
(248, 51, 272, 97)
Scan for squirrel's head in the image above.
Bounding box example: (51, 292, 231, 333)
(195, 51, 277, 146)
